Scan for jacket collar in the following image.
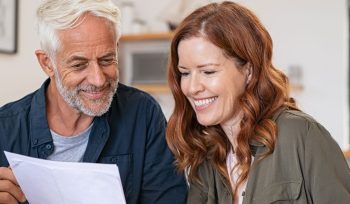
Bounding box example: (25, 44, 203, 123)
(248, 107, 287, 155)
(29, 79, 53, 148)
(82, 116, 110, 162)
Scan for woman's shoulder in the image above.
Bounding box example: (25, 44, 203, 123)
(274, 109, 337, 152)
(274, 109, 323, 135)
(275, 109, 317, 126)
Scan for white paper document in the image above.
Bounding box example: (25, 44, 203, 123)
(4, 151, 126, 204)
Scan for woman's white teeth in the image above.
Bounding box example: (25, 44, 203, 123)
(194, 97, 217, 107)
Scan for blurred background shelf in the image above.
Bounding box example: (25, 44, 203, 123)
(290, 84, 304, 92)
(120, 32, 174, 41)
(134, 84, 170, 93)
(344, 149, 350, 158)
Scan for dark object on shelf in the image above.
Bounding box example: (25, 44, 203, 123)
(167, 22, 178, 31)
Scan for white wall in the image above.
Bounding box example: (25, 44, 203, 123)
(0, 0, 348, 149)
(0, 0, 45, 104)
(236, 0, 349, 149)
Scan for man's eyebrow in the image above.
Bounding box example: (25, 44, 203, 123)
(66, 56, 87, 64)
(65, 51, 117, 64)
(99, 51, 117, 59)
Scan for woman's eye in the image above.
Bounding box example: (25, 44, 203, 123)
(179, 72, 190, 77)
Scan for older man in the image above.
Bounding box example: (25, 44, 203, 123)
(0, 0, 187, 203)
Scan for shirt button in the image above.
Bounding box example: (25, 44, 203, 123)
(111, 158, 117, 162)
(33, 139, 38, 145)
(45, 144, 52, 149)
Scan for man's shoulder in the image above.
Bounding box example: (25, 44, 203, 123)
(0, 92, 36, 119)
(116, 83, 160, 107)
(110, 83, 165, 123)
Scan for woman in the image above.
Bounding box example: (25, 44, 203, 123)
(166, 1, 350, 204)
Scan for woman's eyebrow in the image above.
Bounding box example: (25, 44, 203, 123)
(178, 63, 220, 69)
(197, 63, 220, 68)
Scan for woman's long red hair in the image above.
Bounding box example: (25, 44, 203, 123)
(166, 1, 298, 198)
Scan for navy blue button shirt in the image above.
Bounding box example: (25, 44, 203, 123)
(0, 79, 187, 204)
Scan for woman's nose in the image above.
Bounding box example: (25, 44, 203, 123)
(188, 75, 204, 95)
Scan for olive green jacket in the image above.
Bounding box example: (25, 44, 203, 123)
(187, 110, 350, 204)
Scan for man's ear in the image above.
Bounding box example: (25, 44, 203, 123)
(35, 49, 55, 77)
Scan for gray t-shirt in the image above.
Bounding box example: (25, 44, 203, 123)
(47, 123, 93, 162)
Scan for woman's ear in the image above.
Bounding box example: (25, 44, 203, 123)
(35, 49, 55, 77)
(245, 63, 253, 84)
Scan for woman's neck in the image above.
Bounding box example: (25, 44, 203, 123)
(221, 111, 243, 149)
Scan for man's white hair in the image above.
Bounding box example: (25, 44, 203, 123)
(36, 0, 121, 60)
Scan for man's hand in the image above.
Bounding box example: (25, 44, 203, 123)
(0, 167, 26, 204)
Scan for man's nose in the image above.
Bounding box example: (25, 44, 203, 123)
(87, 61, 106, 87)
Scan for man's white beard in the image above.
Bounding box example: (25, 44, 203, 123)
(53, 67, 118, 116)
